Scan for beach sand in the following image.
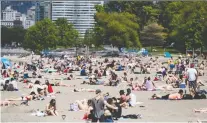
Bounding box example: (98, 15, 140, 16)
(1, 56, 207, 122)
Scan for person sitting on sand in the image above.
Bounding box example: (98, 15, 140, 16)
(127, 78, 134, 86)
(118, 90, 128, 108)
(80, 67, 87, 76)
(142, 77, 156, 91)
(152, 89, 184, 100)
(132, 82, 142, 91)
(30, 80, 46, 96)
(122, 72, 128, 82)
(2, 70, 9, 78)
(67, 74, 74, 80)
(126, 88, 137, 107)
(45, 99, 58, 116)
(108, 72, 119, 86)
(165, 74, 178, 84)
(6, 91, 37, 101)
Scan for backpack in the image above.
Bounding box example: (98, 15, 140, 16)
(194, 93, 207, 99)
(69, 103, 79, 111)
(7, 84, 14, 91)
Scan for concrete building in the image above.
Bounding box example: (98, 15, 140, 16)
(1, 6, 34, 28)
(35, 1, 52, 22)
(51, 1, 104, 37)
(1, 20, 14, 27)
(2, 6, 18, 21)
(25, 18, 35, 29)
(27, 6, 36, 21)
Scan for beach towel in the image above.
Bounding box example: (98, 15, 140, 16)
(69, 103, 79, 111)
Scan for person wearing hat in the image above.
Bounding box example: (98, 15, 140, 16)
(91, 89, 118, 122)
(187, 63, 198, 94)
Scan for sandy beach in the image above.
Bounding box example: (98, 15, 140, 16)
(1, 55, 207, 122)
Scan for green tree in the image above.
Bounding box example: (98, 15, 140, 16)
(23, 18, 58, 53)
(1, 26, 26, 47)
(94, 12, 141, 48)
(55, 18, 79, 48)
(83, 29, 95, 47)
(104, 1, 160, 30)
(157, 1, 207, 51)
(1, 26, 12, 46)
(10, 27, 26, 46)
(140, 23, 167, 47)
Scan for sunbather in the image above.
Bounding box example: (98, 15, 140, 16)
(6, 91, 37, 101)
(152, 89, 184, 100)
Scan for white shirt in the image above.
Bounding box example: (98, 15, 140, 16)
(187, 68, 197, 81)
(129, 93, 136, 107)
(31, 84, 44, 94)
(11, 80, 18, 89)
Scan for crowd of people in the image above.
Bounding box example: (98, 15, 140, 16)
(1, 54, 207, 122)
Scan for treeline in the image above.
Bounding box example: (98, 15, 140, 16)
(88, 1, 207, 51)
(1, 1, 207, 53)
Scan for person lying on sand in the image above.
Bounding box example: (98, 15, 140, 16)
(45, 99, 58, 116)
(75, 99, 93, 112)
(194, 108, 207, 113)
(6, 91, 37, 101)
(45, 80, 75, 87)
(0, 100, 18, 106)
(73, 88, 95, 92)
(152, 89, 184, 100)
(23, 81, 34, 88)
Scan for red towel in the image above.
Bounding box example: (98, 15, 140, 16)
(48, 84, 53, 93)
(82, 113, 88, 120)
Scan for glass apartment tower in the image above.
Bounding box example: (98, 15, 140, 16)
(52, 1, 104, 38)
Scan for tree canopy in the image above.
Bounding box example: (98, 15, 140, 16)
(94, 11, 141, 48)
(23, 18, 58, 53)
(55, 18, 79, 48)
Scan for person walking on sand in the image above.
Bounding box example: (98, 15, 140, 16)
(91, 89, 118, 122)
(187, 64, 198, 94)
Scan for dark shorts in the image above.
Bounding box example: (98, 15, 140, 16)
(161, 94, 170, 99)
(189, 81, 197, 90)
(37, 88, 43, 93)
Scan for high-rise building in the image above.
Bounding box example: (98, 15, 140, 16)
(1, 6, 18, 27)
(27, 6, 36, 21)
(35, 1, 52, 22)
(2, 6, 18, 21)
(51, 1, 104, 37)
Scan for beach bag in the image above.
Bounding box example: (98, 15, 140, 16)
(194, 93, 206, 99)
(69, 103, 79, 111)
(7, 84, 14, 91)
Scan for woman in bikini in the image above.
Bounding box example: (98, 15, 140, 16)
(6, 91, 37, 101)
(45, 99, 58, 116)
